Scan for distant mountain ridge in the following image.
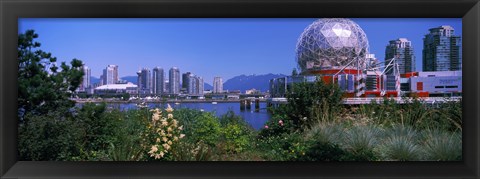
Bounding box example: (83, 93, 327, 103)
(223, 73, 286, 92)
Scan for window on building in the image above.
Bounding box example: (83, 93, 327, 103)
(417, 82, 423, 91)
(435, 86, 445, 88)
(445, 86, 458, 88)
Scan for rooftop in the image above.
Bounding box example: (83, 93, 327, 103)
(95, 82, 137, 90)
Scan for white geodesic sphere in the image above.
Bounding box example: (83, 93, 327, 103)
(296, 18, 369, 73)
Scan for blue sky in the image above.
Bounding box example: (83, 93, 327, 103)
(18, 18, 461, 84)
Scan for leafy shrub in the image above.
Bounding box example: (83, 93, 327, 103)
(222, 123, 251, 153)
(190, 112, 222, 146)
(18, 110, 81, 161)
(75, 103, 117, 153)
(107, 109, 147, 161)
(285, 79, 343, 129)
(19, 103, 120, 161)
(258, 114, 292, 139)
(297, 140, 346, 161)
(172, 108, 203, 137)
(217, 111, 255, 154)
(256, 132, 308, 161)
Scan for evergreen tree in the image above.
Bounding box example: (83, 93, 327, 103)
(17, 30, 84, 122)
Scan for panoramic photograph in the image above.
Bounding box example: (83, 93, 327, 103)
(18, 18, 462, 161)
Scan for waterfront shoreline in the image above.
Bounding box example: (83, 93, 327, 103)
(72, 99, 268, 104)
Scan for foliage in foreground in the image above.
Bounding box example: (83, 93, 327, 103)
(19, 103, 257, 161)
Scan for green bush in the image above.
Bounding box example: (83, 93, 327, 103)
(190, 112, 222, 146)
(18, 110, 81, 161)
(222, 124, 250, 153)
(341, 125, 381, 161)
(305, 122, 345, 144)
(377, 126, 422, 161)
(297, 140, 346, 161)
(18, 103, 120, 161)
(171, 140, 213, 161)
(421, 129, 462, 161)
(75, 103, 117, 152)
(380, 135, 421, 161)
(107, 109, 147, 161)
(172, 108, 203, 136)
(436, 99, 462, 131)
(256, 132, 308, 161)
(285, 78, 343, 129)
(258, 113, 292, 139)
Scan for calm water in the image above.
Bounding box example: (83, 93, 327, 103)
(105, 102, 270, 130)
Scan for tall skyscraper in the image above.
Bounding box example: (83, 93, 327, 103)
(198, 76, 204, 95)
(99, 74, 104, 85)
(164, 80, 170, 94)
(187, 74, 196, 95)
(103, 65, 119, 84)
(213, 77, 223, 93)
(137, 68, 151, 94)
(187, 74, 204, 95)
(423, 25, 462, 71)
(182, 72, 192, 94)
(385, 38, 415, 74)
(169, 67, 180, 94)
(78, 65, 91, 92)
(152, 67, 165, 95)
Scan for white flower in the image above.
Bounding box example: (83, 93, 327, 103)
(179, 134, 186, 139)
(167, 141, 172, 145)
(178, 125, 183, 130)
(166, 104, 174, 113)
(167, 127, 173, 132)
(149, 145, 158, 154)
(163, 143, 171, 150)
(162, 137, 168, 142)
(152, 113, 160, 121)
(171, 119, 178, 127)
(156, 138, 161, 143)
(173, 136, 179, 141)
(167, 113, 173, 119)
(161, 121, 168, 127)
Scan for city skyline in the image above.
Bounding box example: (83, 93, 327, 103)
(18, 18, 462, 83)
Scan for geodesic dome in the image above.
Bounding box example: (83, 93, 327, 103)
(296, 18, 369, 73)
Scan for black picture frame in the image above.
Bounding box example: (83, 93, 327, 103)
(1, 0, 479, 178)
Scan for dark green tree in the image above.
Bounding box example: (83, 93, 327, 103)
(18, 30, 84, 121)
